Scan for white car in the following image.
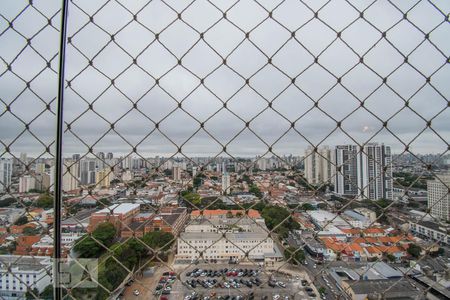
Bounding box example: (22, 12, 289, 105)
(277, 281, 286, 288)
(133, 290, 140, 296)
(273, 295, 280, 300)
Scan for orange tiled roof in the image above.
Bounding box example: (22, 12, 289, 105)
(340, 228, 360, 234)
(16, 235, 41, 246)
(365, 246, 383, 254)
(364, 228, 385, 234)
(384, 246, 405, 254)
(346, 243, 363, 253)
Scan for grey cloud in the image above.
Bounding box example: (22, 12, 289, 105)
(0, 0, 449, 158)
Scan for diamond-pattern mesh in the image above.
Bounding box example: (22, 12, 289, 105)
(1, 0, 449, 299)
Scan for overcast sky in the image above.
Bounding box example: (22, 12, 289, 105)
(0, 0, 449, 158)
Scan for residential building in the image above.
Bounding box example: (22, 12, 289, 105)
(0, 255, 52, 300)
(409, 220, 449, 245)
(95, 169, 112, 188)
(79, 158, 96, 185)
(334, 145, 358, 196)
(221, 172, 231, 194)
(304, 146, 334, 185)
(334, 143, 393, 200)
(34, 163, 46, 174)
(62, 161, 79, 192)
(35, 173, 51, 191)
(353, 208, 377, 223)
(122, 170, 133, 182)
(18, 175, 36, 193)
(357, 143, 393, 200)
(173, 166, 182, 181)
(427, 174, 450, 221)
(0, 158, 12, 193)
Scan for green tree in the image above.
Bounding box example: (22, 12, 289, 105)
(181, 192, 201, 206)
(0, 197, 17, 207)
(386, 253, 396, 262)
(25, 288, 40, 299)
(40, 285, 54, 299)
(193, 176, 202, 188)
(14, 215, 29, 225)
(35, 194, 53, 209)
(97, 197, 111, 207)
(112, 238, 147, 269)
(142, 231, 174, 252)
(407, 244, 422, 258)
(376, 198, 392, 209)
(110, 178, 120, 185)
(261, 205, 299, 238)
(284, 246, 305, 265)
(301, 203, 315, 211)
(249, 184, 262, 198)
(23, 226, 40, 235)
(74, 222, 116, 258)
(318, 287, 327, 295)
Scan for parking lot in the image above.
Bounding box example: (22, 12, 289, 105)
(162, 264, 319, 300)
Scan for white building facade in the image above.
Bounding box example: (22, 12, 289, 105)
(0, 255, 52, 300)
(427, 175, 450, 221)
(177, 216, 282, 265)
(304, 146, 334, 185)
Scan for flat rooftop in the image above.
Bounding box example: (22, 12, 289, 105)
(0, 255, 51, 272)
(96, 203, 140, 215)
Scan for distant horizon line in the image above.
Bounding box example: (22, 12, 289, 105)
(3, 151, 449, 160)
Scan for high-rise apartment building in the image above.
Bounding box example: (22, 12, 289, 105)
(304, 146, 334, 185)
(427, 175, 450, 222)
(222, 172, 231, 195)
(35, 173, 51, 191)
(19, 175, 36, 193)
(35, 163, 46, 174)
(0, 158, 12, 193)
(173, 166, 182, 181)
(79, 159, 96, 185)
(357, 143, 393, 200)
(95, 169, 112, 188)
(62, 161, 79, 192)
(334, 143, 392, 200)
(334, 145, 359, 196)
